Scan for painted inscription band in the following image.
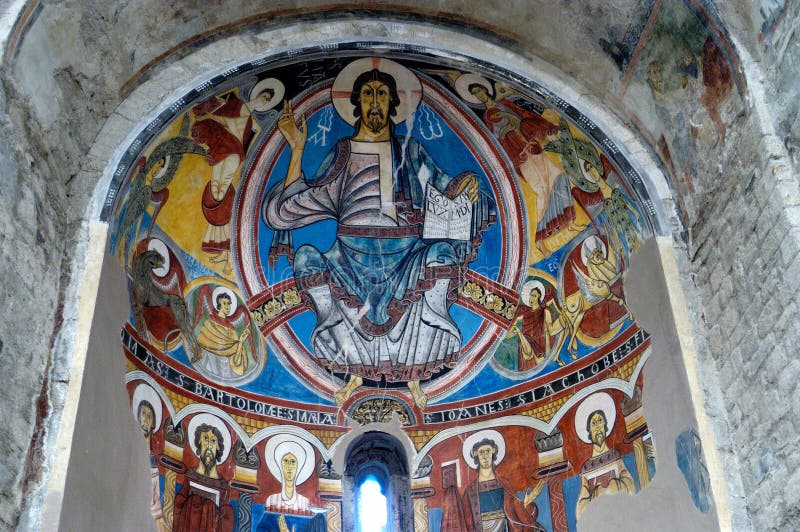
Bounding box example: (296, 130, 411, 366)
(121, 326, 339, 426)
(123, 323, 647, 430)
(424, 328, 650, 424)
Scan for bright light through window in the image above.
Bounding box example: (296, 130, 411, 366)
(357, 476, 387, 532)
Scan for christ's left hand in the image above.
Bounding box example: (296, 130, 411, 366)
(455, 174, 480, 203)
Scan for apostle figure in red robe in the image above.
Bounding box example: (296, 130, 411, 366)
(173, 421, 234, 531)
(461, 430, 546, 531)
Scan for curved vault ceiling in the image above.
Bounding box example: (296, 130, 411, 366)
(110, 44, 657, 531)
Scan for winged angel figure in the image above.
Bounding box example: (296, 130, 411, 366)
(563, 235, 632, 353)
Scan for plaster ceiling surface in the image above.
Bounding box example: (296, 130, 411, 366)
(109, 44, 664, 531)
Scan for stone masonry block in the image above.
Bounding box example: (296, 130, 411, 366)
(785, 467, 800, 513)
(780, 253, 800, 285)
(707, 324, 723, 354)
(777, 235, 800, 269)
(760, 345, 789, 390)
(773, 179, 800, 206)
(707, 260, 723, 293)
(785, 205, 800, 228)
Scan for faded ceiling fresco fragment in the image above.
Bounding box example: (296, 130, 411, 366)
(112, 48, 656, 532)
(602, 0, 745, 228)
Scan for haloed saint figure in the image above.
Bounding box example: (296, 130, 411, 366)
(264, 58, 495, 408)
(174, 416, 235, 531)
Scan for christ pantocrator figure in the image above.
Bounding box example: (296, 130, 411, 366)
(263, 58, 495, 408)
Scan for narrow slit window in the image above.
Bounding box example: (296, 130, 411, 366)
(357, 474, 387, 532)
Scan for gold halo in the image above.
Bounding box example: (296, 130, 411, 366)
(331, 57, 422, 126)
(455, 73, 493, 104)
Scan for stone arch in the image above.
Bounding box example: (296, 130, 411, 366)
(43, 18, 712, 528)
(47, 25, 714, 531)
(343, 431, 413, 532)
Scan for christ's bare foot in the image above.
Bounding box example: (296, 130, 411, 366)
(408, 381, 428, 410)
(334, 375, 362, 405)
(209, 252, 226, 264)
(222, 254, 233, 275)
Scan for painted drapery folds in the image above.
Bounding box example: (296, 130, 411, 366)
(113, 49, 656, 531)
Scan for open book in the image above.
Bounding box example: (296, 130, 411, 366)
(422, 183, 472, 241)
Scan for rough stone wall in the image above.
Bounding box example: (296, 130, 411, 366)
(688, 104, 800, 532)
(681, 3, 800, 530)
(0, 80, 69, 529)
(754, 1, 800, 164)
(0, 4, 131, 527)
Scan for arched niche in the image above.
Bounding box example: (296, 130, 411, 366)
(343, 432, 412, 532)
(38, 18, 732, 532)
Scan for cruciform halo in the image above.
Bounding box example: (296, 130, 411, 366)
(331, 57, 422, 126)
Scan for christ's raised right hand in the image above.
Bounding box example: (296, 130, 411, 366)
(277, 100, 307, 153)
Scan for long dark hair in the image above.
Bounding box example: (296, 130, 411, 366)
(194, 423, 225, 462)
(350, 68, 401, 119)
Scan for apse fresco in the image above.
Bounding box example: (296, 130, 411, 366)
(112, 50, 655, 531)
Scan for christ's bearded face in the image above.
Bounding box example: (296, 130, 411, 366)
(359, 80, 392, 134)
